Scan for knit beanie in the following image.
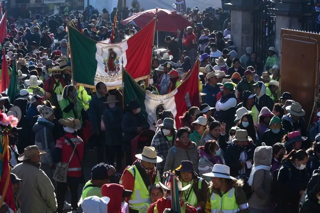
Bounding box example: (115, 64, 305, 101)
(269, 115, 281, 129)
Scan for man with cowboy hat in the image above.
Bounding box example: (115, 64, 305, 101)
(121, 146, 162, 213)
(264, 46, 279, 72)
(12, 145, 57, 213)
(151, 117, 177, 174)
(25, 75, 45, 97)
(174, 160, 209, 212)
(43, 66, 66, 108)
(203, 71, 220, 108)
(102, 95, 123, 171)
(224, 129, 256, 177)
(147, 176, 197, 213)
(282, 101, 307, 136)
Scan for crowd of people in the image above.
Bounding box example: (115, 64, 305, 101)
(1, 2, 320, 213)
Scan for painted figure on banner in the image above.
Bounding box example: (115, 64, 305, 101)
(103, 48, 120, 75)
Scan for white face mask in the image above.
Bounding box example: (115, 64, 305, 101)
(242, 121, 249, 128)
(149, 78, 154, 85)
(162, 129, 171, 136)
(215, 149, 221, 156)
(271, 128, 280, 134)
(297, 163, 306, 170)
(108, 103, 116, 108)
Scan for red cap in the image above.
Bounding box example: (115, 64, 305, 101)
(168, 70, 179, 77)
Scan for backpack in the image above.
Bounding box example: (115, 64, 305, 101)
(270, 163, 292, 199)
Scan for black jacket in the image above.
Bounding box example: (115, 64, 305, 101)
(167, 40, 180, 62)
(262, 128, 286, 146)
(122, 111, 150, 143)
(228, 66, 245, 77)
(103, 106, 123, 146)
(255, 94, 274, 112)
(237, 80, 255, 101)
(224, 142, 256, 177)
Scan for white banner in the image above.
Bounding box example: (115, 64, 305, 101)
(43, 0, 66, 4)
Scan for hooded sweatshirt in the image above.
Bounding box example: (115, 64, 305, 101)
(254, 82, 274, 112)
(101, 184, 124, 213)
(256, 107, 274, 142)
(81, 196, 109, 213)
(248, 144, 272, 209)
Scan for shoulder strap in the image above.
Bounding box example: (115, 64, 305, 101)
(83, 183, 96, 191)
(65, 136, 81, 164)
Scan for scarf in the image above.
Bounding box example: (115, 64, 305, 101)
(134, 159, 157, 183)
(175, 139, 191, 149)
(248, 165, 271, 186)
(199, 148, 222, 164)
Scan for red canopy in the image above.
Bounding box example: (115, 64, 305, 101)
(122, 8, 191, 32)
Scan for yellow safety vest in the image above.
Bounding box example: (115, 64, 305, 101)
(182, 178, 204, 207)
(251, 105, 259, 123)
(127, 165, 160, 211)
(77, 85, 91, 110)
(209, 188, 239, 213)
(81, 180, 99, 200)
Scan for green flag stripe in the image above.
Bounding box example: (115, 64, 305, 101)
(123, 69, 147, 117)
(69, 26, 97, 85)
(8, 58, 19, 103)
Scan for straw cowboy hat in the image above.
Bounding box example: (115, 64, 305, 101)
(48, 66, 64, 73)
(206, 71, 216, 80)
(203, 164, 236, 180)
(7, 106, 22, 122)
(59, 118, 82, 130)
(268, 47, 277, 53)
(215, 71, 230, 78)
(25, 75, 43, 86)
(162, 53, 173, 61)
(215, 57, 227, 66)
(135, 146, 163, 164)
(232, 129, 252, 142)
(286, 102, 305, 117)
(18, 145, 46, 161)
(104, 95, 120, 104)
(159, 180, 191, 192)
(269, 80, 279, 87)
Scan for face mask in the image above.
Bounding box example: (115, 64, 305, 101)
(297, 163, 306, 170)
(162, 129, 171, 136)
(242, 121, 249, 128)
(53, 74, 61, 79)
(108, 103, 116, 108)
(271, 128, 281, 134)
(149, 78, 154, 85)
(64, 74, 71, 79)
(215, 149, 221, 156)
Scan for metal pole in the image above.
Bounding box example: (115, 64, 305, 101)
(157, 31, 158, 48)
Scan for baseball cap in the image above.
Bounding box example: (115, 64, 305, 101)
(222, 82, 235, 90)
(28, 94, 44, 104)
(280, 92, 292, 100)
(11, 173, 22, 184)
(91, 163, 115, 180)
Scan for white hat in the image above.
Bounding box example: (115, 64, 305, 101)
(25, 75, 43, 86)
(135, 146, 163, 163)
(234, 107, 251, 122)
(192, 116, 207, 126)
(269, 80, 279, 87)
(162, 53, 173, 61)
(272, 65, 279, 69)
(8, 106, 22, 122)
(203, 164, 236, 180)
(41, 55, 48, 60)
(268, 47, 277, 53)
(215, 71, 229, 78)
(81, 196, 110, 213)
(18, 70, 27, 80)
(19, 89, 29, 97)
(159, 180, 191, 192)
(155, 65, 164, 72)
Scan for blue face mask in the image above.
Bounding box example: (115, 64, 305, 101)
(242, 121, 249, 128)
(215, 149, 221, 156)
(271, 128, 280, 134)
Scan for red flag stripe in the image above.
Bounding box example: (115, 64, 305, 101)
(0, 11, 7, 43)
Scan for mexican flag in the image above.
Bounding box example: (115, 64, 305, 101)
(124, 61, 200, 129)
(69, 19, 155, 88)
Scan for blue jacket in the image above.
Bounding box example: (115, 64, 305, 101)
(89, 92, 107, 134)
(203, 83, 220, 107)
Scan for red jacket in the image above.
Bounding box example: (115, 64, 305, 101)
(43, 76, 66, 93)
(147, 198, 197, 213)
(55, 133, 84, 177)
